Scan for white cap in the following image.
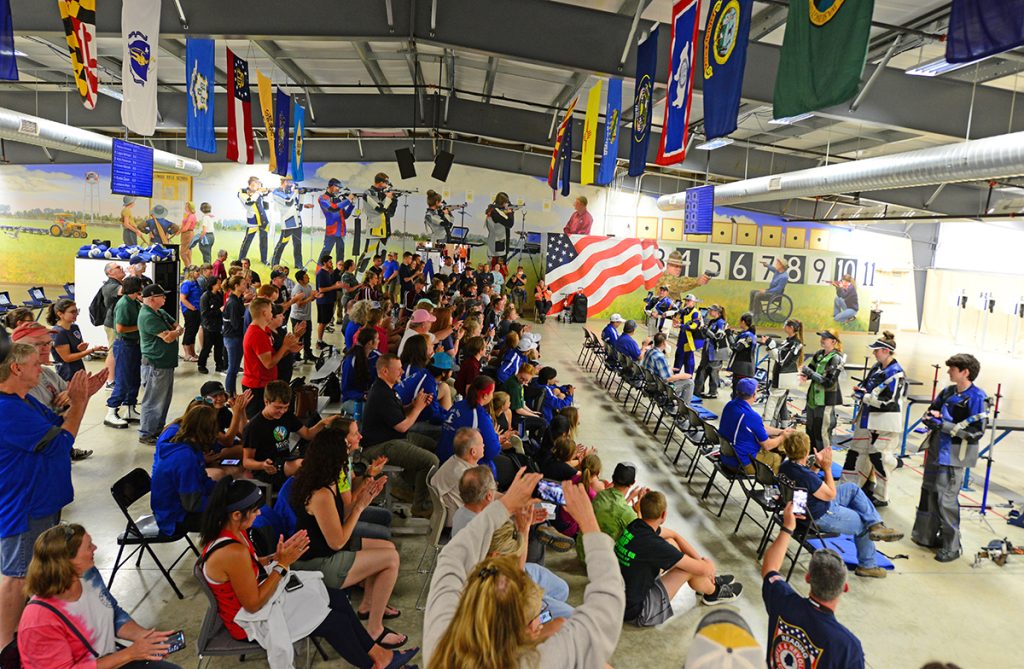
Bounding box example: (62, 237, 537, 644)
(610, 313, 625, 323)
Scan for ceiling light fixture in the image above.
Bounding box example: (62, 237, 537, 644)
(905, 56, 983, 77)
(695, 137, 734, 151)
(769, 112, 815, 125)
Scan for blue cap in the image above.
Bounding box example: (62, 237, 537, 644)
(736, 377, 758, 397)
(431, 351, 454, 370)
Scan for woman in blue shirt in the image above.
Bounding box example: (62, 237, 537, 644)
(151, 403, 217, 536)
(435, 375, 505, 471)
(179, 265, 203, 362)
(340, 328, 380, 416)
(46, 299, 100, 382)
(396, 338, 451, 438)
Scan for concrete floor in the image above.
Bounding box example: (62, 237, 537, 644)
(56, 320, 1022, 668)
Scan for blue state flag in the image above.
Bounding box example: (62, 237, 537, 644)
(702, 0, 752, 140)
(597, 78, 622, 186)
(292, 103, 306, 182)
(656, 0, 700, 166)
(947, 0, 1024, 63)
(185, 38, 216, 153)
(273, 88, 291, 177)
(628, 27, 658, 177)
(0, 0, 18, 81)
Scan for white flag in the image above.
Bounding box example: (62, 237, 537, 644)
(120, 0, 160, 135)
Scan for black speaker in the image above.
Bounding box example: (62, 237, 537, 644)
(432, 150, 455, 181)
(395, 148, 416, 179)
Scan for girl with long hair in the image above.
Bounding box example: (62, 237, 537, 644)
(342, 328, 381, 414)
(761, 318, 805, 426)
(800, 328, 846, 451)
(557, 453, 606, 538)
(47, 299, 100, 382)
(151, 403, 218, 536)
(435, 375, 509, 471)
(728, 312, 758, 393)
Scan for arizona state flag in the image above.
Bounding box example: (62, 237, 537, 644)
(773, 0, 874, 119)
(226, 48, 254, 164)
(656, 0, 700, 166)
(292, 103, 306, 182)
(57, 0, 98, 109)
(628, 27, 658, 177)
(273, 88, 291, 177)
(596, 78, 622, 186)
(257, 70, 276, 173)
(547, 97, 577, 194)
(702, 0, 752, 140)
(580, 81, 602, 185)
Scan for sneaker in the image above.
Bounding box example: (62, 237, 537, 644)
(125, 406, 141, 423)
(198, 366, 209, 374)
(868, 524, 903, 542)
(702, 581, 743, 605)
(854, 566, 888, 578)
(71, 448, 93, 461)
(714, 574, 735, 587)
(869, 496, 889, 508)
(535, 524, 576, 552)
(138, 434, 157, 446)
(935, 550, 961, 563)
(104, 407, 128, 429)
(104, 381, 115, 391)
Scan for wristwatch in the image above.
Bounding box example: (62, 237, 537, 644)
(780, 526, 794, 536)
(273, 564, 288, 577)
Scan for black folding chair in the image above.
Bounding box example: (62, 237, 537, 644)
(734, 457, 779, 536)
(700, 437, 749, 518)
(685, 416, 720, 483)
(773, 481, 840, 581)
(108, 469, 199, 599)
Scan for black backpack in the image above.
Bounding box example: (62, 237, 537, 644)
(88, 281, 111, 327)
(570, 292, 588, 323)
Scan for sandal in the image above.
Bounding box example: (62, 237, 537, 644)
(359, 606, 401, 621)
(385, 647, 419, 669)
(374, 627, 408, 650)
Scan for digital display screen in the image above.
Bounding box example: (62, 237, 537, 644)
(110, 139, 154, 198)
(684, 185, 714, 235)
(450, 226, 469, 240)
(526, 232, 542, 245)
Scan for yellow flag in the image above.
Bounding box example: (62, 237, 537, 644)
(257, 70, 276, 173)
(580, 81, 602, 185)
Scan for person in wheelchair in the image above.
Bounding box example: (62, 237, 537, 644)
(748, 258, 789, 317)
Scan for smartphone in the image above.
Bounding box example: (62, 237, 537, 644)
(538, 608, 553, 624)
(535, 479, 566, 506)
(165, 630, 186, 654)
(539, 502, 557, 521)
(792, 489, 808, 516)
(219, 458, 241, 466)
(285, 573, 304, 592)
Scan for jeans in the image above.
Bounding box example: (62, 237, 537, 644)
(320, 236, 345, 265)
(525, 562, 574, 619)
(139, 363, 175, 437)
(292, 318, 313, 360)
(311, 587, 376, 669)
(360, 434, 439, 510)
(224, 336, 243, 396)
(834, 297, 857, 323)
(107, 339, 141, 408)
(814, 482, 882, 568)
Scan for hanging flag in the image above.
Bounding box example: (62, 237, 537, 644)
(120, 0, 160, 135)
(597, 78, 622, 186)
(947, 0, 1024, 63)
(580, 81, 602, 186)
(702, 0, 752, 140)
(0, 0, 17, 81)
(547, 97, 578, 194)
(185, 37, 216, 153)
(274, 88, 291, 177)
(773, 0, 874, 119)
(292, 103, 306, 182)
(57, 0, 98, 109)
(559, 116, 574, 197)
(226, 48, 254, 164)
(656, 0, 701, 166)
(628, 27, 658, 177)
(256, 70, 276, 173)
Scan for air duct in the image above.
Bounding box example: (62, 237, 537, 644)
(656, 130, 1024, 211)
(0, 107, 202, 176)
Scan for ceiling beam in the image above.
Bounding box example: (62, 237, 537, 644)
(550, 72, 588, 110)
(748, 4, 788, 41)
(482, 56, 498, 103)
(252, 39, 323, 93)
(352, 42, 393, 95)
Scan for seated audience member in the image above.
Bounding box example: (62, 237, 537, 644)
(396, 337, 451, 438)
(18, 524, 180, 669)
(557, 453, 605, 538)
(778, 432, 902, 579)
(198, 478, 418, 668)
(495, 332, 526, 384)
(541, 435, 587, 482)
(242, 380, 340, 489)
(642, 332, 695, 408)
(398, 309, 436, 357)
(602, 313, 625, 345)
(614, 319, 649, 361)
(423, 472, 625, 669)
(326, 417, 393, 542)
(345, 300, 374, 351)
(718, 377, 792, 474)
(342, 328, 381, 415)
(453, 335, 485, 396)
(151, 403, 218, 536)
(488, 517, 574, 620)
(361, 354, 440, 518)
(503, 362, 546, 439)
(436, 376, 508, 474)
(200, 381, 250, 454)
(488, 391, 524, 454)
(536, 366, 574, 423)
(761, 502, 864, 668)
(432, 428, 484, 525)
(585, 462, 648, 564)
(616, 491, 741, 627)
(288, 428, 409, 648)
(450, 465, 498, 537)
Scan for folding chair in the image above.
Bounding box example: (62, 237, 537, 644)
(649, 376, 678, 436)
(734, 457, 779, 536)
(576, 330, 590, 366)
(686, 420, 721, 483)
(668, 405, 705, 469)
(635, 367, 660, 423)
(108, 468, 199, 599)
(583, 330, 603, 372)
(597, 341, 619, 387)
(59, 282, 75, 300)
(415, 466, 450, 610)
(700, 437, 749, 518)
(620, 358, 646, 410)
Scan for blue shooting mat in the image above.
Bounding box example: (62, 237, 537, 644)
(688, 396, 718, 421)
(807, 535, 896, 570)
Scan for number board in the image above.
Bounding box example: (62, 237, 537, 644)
(683, 185, 714, 235)
(785, 255, 806, 284)
(834, 257, 858, 282)
(110, 139, 154, 198)
(729, 251, 753, 281)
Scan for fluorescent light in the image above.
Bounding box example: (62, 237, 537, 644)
(905, 56, 983, 77)
(769, 112, 815, 125)
(695, 137, 734, 151)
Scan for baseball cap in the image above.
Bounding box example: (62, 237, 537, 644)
(684, 293, 699, 302)
(609, 313, 625, 323)
(623, 319, 637, 333)
(411, 309, 436, 324)
(867, 339, 895, 351)
(142, 284, 165, 298)
(518, 337, 538, 353)
(200, 381, 228, 398)
(522, 332, 542, 346)
(430, 351, 454, 370)
(269, 270, 284, 281)
(11, 322, 55, 341)
(684, 609, 762, 669)
(612, 462, 637, 486)
(708, 304, 723, 313)
(735, 377, 758, 397)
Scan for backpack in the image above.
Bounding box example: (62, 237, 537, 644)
(88, 281, 111, 327)
(570, 292, 588, 323)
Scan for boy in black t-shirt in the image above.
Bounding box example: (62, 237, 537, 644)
(615, 491, 741, 626)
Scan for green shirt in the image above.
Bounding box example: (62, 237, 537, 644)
(113, 296, 141, 342)
(138, 304, 179, 369)
(503, 376, 525, 412)
(580, 487, 636, 563)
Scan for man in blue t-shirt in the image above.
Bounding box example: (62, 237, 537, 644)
(614, 320, 649, 361)
(718, 377, 790, 473)
(602, 313, 625, 345)
(761, 502, 866, 669)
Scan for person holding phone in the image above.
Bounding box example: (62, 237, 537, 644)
(777, 432, 903, 579)
(18, 523, 180, 668)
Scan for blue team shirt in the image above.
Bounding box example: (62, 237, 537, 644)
(614, 333, 641, 361)
(315, 268, 336, 305)
(718, 398, 770, 468)
(179, 279, 203, 314)
(777, 460, 829, 521)
(601, 323, 620, 344)
(382, 260, 399, 280)
(436, 400, 501, 474)
(396, 366, 445, 424)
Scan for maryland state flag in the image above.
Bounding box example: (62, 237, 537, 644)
(773, 0, 874, 119)
(57, 0, 98, 109)
(702, 0, 753, 140)
(292, 103, 306, 182)
(547, 97, 577, 196)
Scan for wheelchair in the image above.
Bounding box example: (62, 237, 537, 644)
(752, 291, 793, 323)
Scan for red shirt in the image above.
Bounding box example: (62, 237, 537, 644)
(455, 355, 482, 396)
(212, 258, 227, 280)
(563, 210, 593, 235)
(374, 325, 389, 354)
(241, 324, 277, 389)
(202, 531, 261, 641)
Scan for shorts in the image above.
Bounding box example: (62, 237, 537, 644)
(104, 326, 116, 347)
(630, 576, 674, 627)
(292, 550, 357, 589)
(317, 303, 335, 325)
(1, 513, 61, 578)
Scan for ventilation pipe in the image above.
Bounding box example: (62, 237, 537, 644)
(0, 107, 202, 176)
(656, 129, 1024, 211)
